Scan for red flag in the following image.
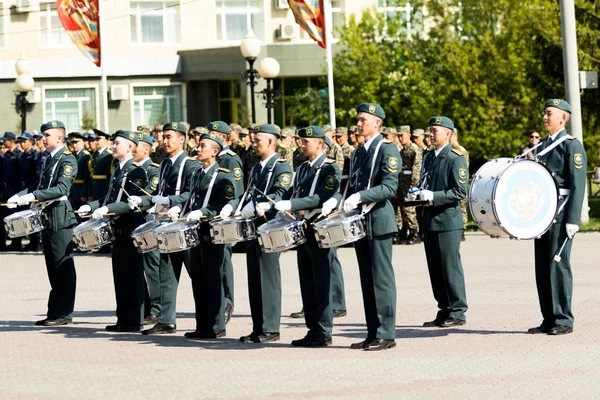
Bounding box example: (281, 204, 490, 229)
(288, 0, 326, 49)
(56, 0, 101, 67)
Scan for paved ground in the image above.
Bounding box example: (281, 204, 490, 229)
(1, 232, 599, 400)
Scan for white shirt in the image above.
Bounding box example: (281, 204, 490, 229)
(202, 162, 216, 175)
(169, 150, 185, 165)
(363, 133, 381, 152)
(119, 156, 133, 171)
(97, 146, 107, 155)
(50, 147, 63, 158)
(308, 152, 326, 167)
(260, 152, 278, 170)
(549, 128, 566, 141)
(434, 144, 449, 157)
(138, 157, 151, 165)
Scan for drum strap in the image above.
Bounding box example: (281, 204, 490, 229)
(235, 165, 258, 215)
(304, 157, 329, 220)
(181, 166, 219, 215)
(202, 170, 219, 209)
(536, 134, 570, 159)
(35, 154, 65, 210)
(175, 156, 190, 195)
(361, 139, 386, 215)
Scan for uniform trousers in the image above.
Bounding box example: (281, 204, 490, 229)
(41, 228, 76, 319)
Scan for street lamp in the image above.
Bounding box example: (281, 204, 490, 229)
(257, 57, 280, 125)
(240, 29, 262, 124)
(15, 53, 35, 133)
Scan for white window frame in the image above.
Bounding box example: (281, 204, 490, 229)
(129, 82, 187, 128)
(41, 84, 100, 132)
(330, 0, 344, 39)
(39, 0, 75, 48)
(129, 0, 183, 46)
(215, 0, 263, 44)
(377, 0, 415, 39)
(0, 1, 6, 49)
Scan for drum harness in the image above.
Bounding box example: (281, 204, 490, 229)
(292, 155, 329, 220)
(34, 152, 68, 211)
(155, 155, 189, 215)
(235, 161, 276, 216)
(180, 163, 219, 217)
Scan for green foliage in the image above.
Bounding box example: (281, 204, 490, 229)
(332, 0, 600, 170)
(81, 110, 95, 131)
(285, 87, 330, 126)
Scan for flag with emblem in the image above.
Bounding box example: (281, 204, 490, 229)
(56, 0, 101, 67)
(288, 0, 326, 48)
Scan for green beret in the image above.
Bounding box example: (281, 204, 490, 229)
(298, 125, 325, 139)
(356, 103, 386, 120)
(200, 132, 223, 149)
(137, 133, 154, 146)
(324, 136, 333, 149)
(255, 124, 280, 138)
(163, 122, 186, 134)
(545, 99, 571, 114)
(40, 120, 66, 132)
(113, 130, 139, 145)
(207, 121, 230, 135)
(429, 116, 455, 130)
(334, 127, 348, 136)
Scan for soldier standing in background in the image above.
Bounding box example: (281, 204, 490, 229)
(334, 127, 354, 192)
(229, 124, 247, 159)
(450, 129, 469, 240)
(150, 124, 167, 164)
(68, 132, 90, 211)
(89, 130, 114, 202)
(0, 132, 23, 251)
(276, 128, 294, 168)
(413, 128, 430, 242)
(398, 127, 423, 245)
(323, 125, 344, 171)
(348, 126, 358, 147)
(292, 131, 308, 171)
(18, 132, 42, 251)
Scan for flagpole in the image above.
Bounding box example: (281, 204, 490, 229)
(323, 0, 336, 128)
(99, 0, 109, 132)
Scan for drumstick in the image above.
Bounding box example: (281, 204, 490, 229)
(252, 187, 296, 221)
(159, 212, 206, 219)
(121, 187, 142, 212)
(0, 200, 39, 206)
(79, 213, 116, 219)
(129, 181, 153, 197)
(553, 237, 570, 262)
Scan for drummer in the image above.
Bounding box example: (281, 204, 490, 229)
(7, 120, 78, 326)
(78, 130, 148, 332)
(235, 123, 292, 344)
(274, 125, 341, 347)
(179, 132, 236, 339)
(128, 122, 201, 335)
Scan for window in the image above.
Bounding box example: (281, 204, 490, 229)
(130, 1, 181, 44)
(133, 85, 182, 127)
(0, 2, 5, 48)
(331, 0, 344, 38)
(377, 0, 418, 39)
(218, 80, 242, 124)
(40, 1, 73, 46)
(44, 88, 97, 132)
(216, 0, 262, 42)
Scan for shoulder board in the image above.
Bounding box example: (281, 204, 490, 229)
(218, 167, 230, 173)
(64, 151, 72, 155)
(226, 150, 236, 156)
(83, 150, 90, 155)
(567, 135, 576, 140)
(452, 149, 463, 155)
(383, 139, 393, 143)
(151, 162, 160, 168)
(325, 159, 336, 164)
(276, 159, 288, 163)
(107, 150, 113, 154)
(133, 162, 141, 167)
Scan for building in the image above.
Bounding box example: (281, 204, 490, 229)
(0, 0, 414, 132)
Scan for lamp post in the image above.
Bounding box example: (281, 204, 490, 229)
(257, 57, 280, 125)
(15, 53, 35, 133)
(240, 29, 262, 124)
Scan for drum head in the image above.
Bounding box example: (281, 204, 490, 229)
(4, 209, 37, 221)
(73, 218, 110, 234)
(493, 160, 558, 239)
(257, 215, 298, 233)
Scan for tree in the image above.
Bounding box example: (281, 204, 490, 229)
(285, 87, 330, 127)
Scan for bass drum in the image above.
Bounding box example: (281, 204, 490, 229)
(468, 158, 558, 239)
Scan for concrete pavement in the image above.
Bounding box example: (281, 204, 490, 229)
(1, 232, 599, 399)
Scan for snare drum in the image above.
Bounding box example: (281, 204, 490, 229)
(256, 216, 306, 253)
(131, 220, 166, 253)
(154, 220, 200, 253)
(73, 218, 115, 251)
(313, 210, 366, 248)
(3, 209, 47, 238)
(469, 158, 558, 239)
(209, 216, 257, 244)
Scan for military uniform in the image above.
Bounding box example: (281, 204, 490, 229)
(150, 143, 168, 164)
(292, 147, 308, 171)
(1, 137, 23, 250)
(90, 146, 114, 201)
(326, 141, 344, 172)
(29, 125, 78, 323)
(420, 117, 468, 324)
(242, 144, 260, 187)
(283, 139, 341, 345)
(181, 161, 236, 336)
(398, 141, 423, 242)
(71, 148, 91, 209)
(533, 101, 587, 332)
(452, 142, 469, 226)
(89, 146, 148, 329)
(242, 152, 292, 340)
(141, 149, 200, 331)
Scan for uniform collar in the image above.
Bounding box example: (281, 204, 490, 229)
(434, 144, 449, 157)
(363, 132, 381, 152)
(260, 152, 278, 170)
(309, 152, 326, 167)
(169, 150, 185, 165)
(549, 128, 566, 141)
(119, 156, 134, 170)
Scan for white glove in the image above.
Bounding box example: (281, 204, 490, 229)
(256, 202, 271, 217)
(343, 193, 361, 212)
(152, 195, 170, 206)
(6, 194, 19, 209)
(240, 202, 255, 218)
(147, 205, 157, 214)
(274, 200, 291, 212)
(219, 204, 233, 218)
(92, 206, 109, 220)
(321, 198, 338, 216)
(418, 189, 434, 202)
(187, 209, 204, 222)
(17, 193, 36, 206)
(128, 195, 142, 210)
(168, 206, 181, 221)
(407, 188, 420, 201)
(566, 223, 579, 239)
(77, 204, 92, 215)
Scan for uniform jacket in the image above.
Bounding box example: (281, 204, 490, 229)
(347, 134, 401, 237)
(244, 154, 292, 222)
(419, 145, 468, 232)
(90, 147, 115, 200)
(3, 147, 23, 198)
(71, 149, 91, 201)
(20, 148, 41, 189)
(181, 162, 236, 218)
(217, 147, 244, 202)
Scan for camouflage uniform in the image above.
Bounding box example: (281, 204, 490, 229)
(398, 141, 422, 233)
(326, 142, 344, 171)
(276, 141, 294, 168)
(452, 142, 470, 226)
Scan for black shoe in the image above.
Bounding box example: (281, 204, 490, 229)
(461, 232, 466, 241)
(548, 325, 573, 335)
(423, 319, 442, 327)
(142, 322, 176, 335)
(364, 338, 396, 351)
(290, 309, 304, 319)
(405, 230, 422, 245)
(185, 330, 226, 339)
(105, 324, 120, 332)
(350, 338, 375, 350)
(106, 324, 141, 332)
(527, 325, 551, 334)
(239, 332, 259, 343)
(35, 317, 72, 326)
(23, 243, 42, 252)
(291, 334, 331, 347)
(143, 315, 159, 325)
(7, 242, 23, 252)
(225, 304, 234, 325)
(241, 332, 281, 343)
(332, 309, 347, 318)
(438, 318, 466, 328)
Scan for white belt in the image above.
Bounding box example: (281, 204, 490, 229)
(402, 170, 412, 175)
(57, 195, 68, 201)
(559, 189, 570, 196)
